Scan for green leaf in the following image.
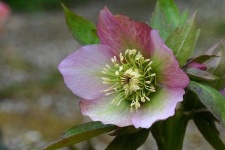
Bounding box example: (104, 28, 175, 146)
(36, 122, 116, 150)
(205, 42, 224, 74)
(205, 40, 223, 55)
(204, 42, 225, 89)
(188, 81, 225, 127)
(109, 126, 141, 136)
(106, 128, 150, 150)
(180, 10, 189, 26)
(151, 110, 189, 150)
(187, 54, 218, 64)
(211, 44, 225, 89)
(62, 3, 100, 45)
(166, 12, 199, 67)
(158, 0, 181, 27)
(186, 68, 219, 82)
(151, 2, 172, 40)
(194, 113, 225, 149)
(151, 0, 189, 40)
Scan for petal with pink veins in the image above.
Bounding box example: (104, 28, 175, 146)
(97, 7, 152, 55)
(58, 44, 115, 100)
(149, 30, 189, 88)
(80, 94, 134, 127)
(132, 87, 185, 128)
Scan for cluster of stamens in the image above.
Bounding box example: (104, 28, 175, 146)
(101, 49, 156, 112)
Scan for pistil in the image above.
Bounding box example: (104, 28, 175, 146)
(102, 49, 156, 112)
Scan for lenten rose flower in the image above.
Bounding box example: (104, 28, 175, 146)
(59, 7, 189, 128)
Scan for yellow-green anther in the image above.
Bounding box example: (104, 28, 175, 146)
(102, 49, 157, 111)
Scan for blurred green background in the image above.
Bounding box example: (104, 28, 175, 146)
(0, 0, 224, 150)
(3, 0, 81, 12)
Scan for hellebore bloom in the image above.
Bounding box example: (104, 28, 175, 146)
(59, 8, 189, 128)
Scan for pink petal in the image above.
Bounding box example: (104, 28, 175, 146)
(0, 1, 10, 27)
(149, 30, 189, 88)
(187, 62, 207, 71)
(97, 7, 152, 55)
(0, 2, 10, 19)
(80, 94, 133, 127)
(132, 87, 185, 128)
(58, 44, 115, 100)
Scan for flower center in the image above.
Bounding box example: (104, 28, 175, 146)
(102, 49, 156, 112)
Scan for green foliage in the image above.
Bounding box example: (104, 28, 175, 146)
(37, 122, 116, 150)
(185, 68, 219, 82)
(157, 0, 180, 26)
(166, 12, 200, 67)
(205, 41, 224, 75)
(106, 128, 150, 150)
(62, 4, 100, 45)
(109, 126, 141, 136)
(188, 54, 218, 64)
(150, 0, 188, 40)
(188, 81, 225, 127)
(151, 111, 189, 150)
(210, 45, 225, 78)
(194, 113, 225, 150)
(3, 0, 77, 12)
(204, 41, 225, 89)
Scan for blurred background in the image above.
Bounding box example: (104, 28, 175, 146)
(0, 0, 224, 149)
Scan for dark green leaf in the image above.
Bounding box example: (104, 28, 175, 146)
(62, 3, 100, 45)
(63, 121, 115, 137)
(37, 122, 116, 150)
(188, 54, 218, 64)
(109, 126, 141, 136)
(182, 87, 205, 111)
(151, 110, 189, 150)
(166, 12, 199, 67)
(194, 113, 225, 149)
(151, 121, 165, 149)
(186, 68, 219, 82)
(106, 128, 150, 150)
(188, 81, 225, 127)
